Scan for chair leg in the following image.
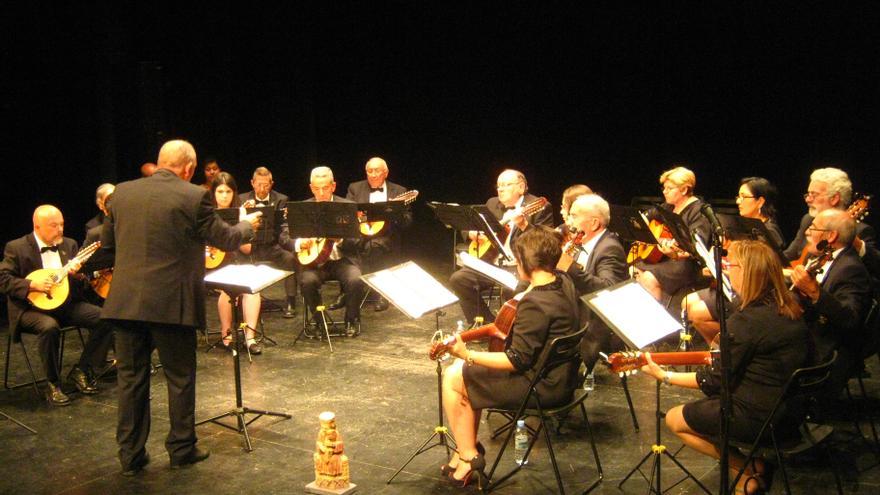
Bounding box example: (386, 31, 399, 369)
(770, 428, 792, 495)
(18, 340, 42, 399)
(539, 417, 566, 495)
(579, 402, 603, 493)
(823, 439, 845, 495)
(857, 373, 880, 453)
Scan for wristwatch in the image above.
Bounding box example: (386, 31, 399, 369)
(662, 371, 672, 385)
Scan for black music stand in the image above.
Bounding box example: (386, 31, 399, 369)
(198, 264, 293, 452)
(717, 213, 788, 264)
(609, 205, 664, 263)
(650, 206, 699, 259)
(428, 201, 513, 264)
(361, 262, 462, 484)
(583, 280, 712, 495)
(0, 410, 36, 434)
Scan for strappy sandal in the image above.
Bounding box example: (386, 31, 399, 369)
(440, 442, 485, 476)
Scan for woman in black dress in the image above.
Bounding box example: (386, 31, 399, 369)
(641, 240, 810, 494)
(685, 176, 786, 344)
(438, 226, 581, 487)
(634, 166, 711, 302)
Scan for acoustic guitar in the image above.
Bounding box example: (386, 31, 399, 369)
(297, 238, 337, 268)
(468, 197, 549, 260)
(626, 219, 674, 264)
(27, 241, 101, 311)
(607, 350, 715, 375)
(359, 190, 419, 236)
(205, 246, 226, 269)
(790, 193, 871, 268)
(429, 295, 521, 360)
(556, 230, 585, 272)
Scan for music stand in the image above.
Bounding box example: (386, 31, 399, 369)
(360, 262, 462, 484)
(427, 202, 513, 264)
(0, 410, 36, 434)
(198, 264, 293, 452)
(717, 213, 788, 264)
(583, 280, 712, 494)
(609, 205, 666, 267)
(650, 206, 698, 258)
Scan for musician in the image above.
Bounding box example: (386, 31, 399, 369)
(199, 157, 221, 190)
(448, 169, 553, 324)
(564, 194, 628, 372)
(294, 166, 365, 335)
(84, 183, 116, 238)
(558, 183, 592, 228)
(0, 205, 114, 405)
(684, 177, 785, 344)
(345, 156, 413, 312)
(438, 226, 581, 485)
(140, 162, 157, 177)
(633, 166, 711, 302)
(101, 140, 260, 475)
(211, 172, 263, 355)
(641, 240, 810, 494)
(790, 208, 872, 400)
(239, 166, 299, 318)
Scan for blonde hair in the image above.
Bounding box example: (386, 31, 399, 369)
(659, 166, 696, 194)
(728, 240, 802, 320)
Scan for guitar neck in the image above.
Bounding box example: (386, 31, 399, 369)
(649, 351, 713, 367)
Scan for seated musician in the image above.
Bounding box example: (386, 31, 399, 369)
(564, 194, 628, 372)
(684, 176, 785, 344)
(211, 172, 263, 355)
(438, 226, 581, 486)
(558, 183, 592, 230)
(294, 166, 365, 336)
(641, 240, 810, 495)
(448, 169, 553, 325)
(784, 167, 879, 283)
(345, 156, 413, 312)
(790, 209, 872, 401)
(239, 166, 299, 318)
(199, 157, 221, 190)
(633, 165, 710, 303)
(0, 205, 114, 405)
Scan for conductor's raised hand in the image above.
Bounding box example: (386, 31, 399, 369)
(243, 210, 262, 229)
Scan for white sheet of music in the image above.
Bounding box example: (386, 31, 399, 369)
(361, 261, 459, 319)
(457, 252, 519, 290)
(693, 233, 734, 302)
(204, 264, 290, 294)
(585, 281, 683, 350)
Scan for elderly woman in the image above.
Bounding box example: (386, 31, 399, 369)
(641, 240, 810, 494)
(437, 226, 581, 487)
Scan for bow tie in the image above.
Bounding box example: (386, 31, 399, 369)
(503, 205, 517, 211)
(40, 245, 58, 253)
(370, 186, 384, 193)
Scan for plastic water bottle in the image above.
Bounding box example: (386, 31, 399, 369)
(456, 320, 465, 334)
(583, 372, 595, 392)
(514, 419, 529, 465)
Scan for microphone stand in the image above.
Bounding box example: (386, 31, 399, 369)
(701, 203, 731, 495)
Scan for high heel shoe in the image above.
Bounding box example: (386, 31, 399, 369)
(450, 454, 487, 488)
(440, 442, 485, 476)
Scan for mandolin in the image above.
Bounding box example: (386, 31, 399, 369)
(358, 190, 419, 236)
(205, 246, 226, 269)
(429, 295, 521, 360)
(607, 350, 715, 375)
(297, 238, 337, 268)
(468, 197, 549, 260)
(790, 193, 871, 268)
(27, 241, 101, 311)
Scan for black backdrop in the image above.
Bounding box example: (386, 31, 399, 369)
(4, 3, 879, 266)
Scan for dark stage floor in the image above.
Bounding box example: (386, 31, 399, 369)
(2, 280, 880, 494)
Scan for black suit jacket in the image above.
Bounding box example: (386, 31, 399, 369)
(345, 179, 414, 231)
(785, 212, 877, 262)
(478, 193, 554, 251)
(100, 168, 254, 328)
(0, 234, 81, 335)
(238, 189, 291, 249)
(296, 195, 361, 266)
(565, 230, 628, 296)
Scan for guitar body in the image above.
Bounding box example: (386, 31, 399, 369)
(608, 350, 714, 375)
(91, 269, 113, 299)
(26, 269, 70, 311)
(468, 236, 499, 261)
(205, 246, 226, 269)
(626, 219, 672, 264)
(556, 231, 585, 271)
(298, 238, 335, 267)
(429, 297, 519, 359)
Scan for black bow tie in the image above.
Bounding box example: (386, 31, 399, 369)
(503, 205, 516, 211)
(40, 245, 58, 253)
(370, 186, 384, 193)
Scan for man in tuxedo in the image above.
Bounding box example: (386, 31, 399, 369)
(293, 166, 365, 335)
(448, 169, 554, 324)
(101, 140, 260, 475)
(563, 194, 629, 371)
(790, 208, 873, 399)
(0, 205, 114, 405)
(239, 166, 299, 317)
(345, 157, 413, 311)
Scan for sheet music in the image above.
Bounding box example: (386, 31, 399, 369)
(585, 281, 683, 350)
(693, 234, 734, 301)
(204, 264, 290, 294)
(457, 252, 519, 290)
(361, 262, 459, 319)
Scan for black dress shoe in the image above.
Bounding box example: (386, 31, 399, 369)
(374, 298, 389, 312)
(328, 293, 346, 311)
(170, 447, 210, 469)
(248, 342, 263, 355)
(46, 382, 71, 406)
(345, 319, 361, 337)
(69, 366, 99, 395)
(121, 452, 151, 476)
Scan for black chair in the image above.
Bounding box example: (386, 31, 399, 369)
(484, 326, 603, 494)
(843, 297, 880, 461)
(729, 351, 843, 495)
(4, 323, 85, 399)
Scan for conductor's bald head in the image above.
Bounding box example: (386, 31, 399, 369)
(157, 140, 197, 181)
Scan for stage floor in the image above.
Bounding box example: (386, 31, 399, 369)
(1, 280, 879, 494)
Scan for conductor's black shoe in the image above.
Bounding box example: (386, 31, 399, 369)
(69, 366, 99, 395)
(283, 302, 296, 318)
(345, 319, 361, 337)
(328, 293, 346, 311)
(170, 447, 210, 469)
(374, 298, 389, 312)
(121, 453, 151, 476)
(46, 382, 71, 406)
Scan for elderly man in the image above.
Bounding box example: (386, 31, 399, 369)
(102, 139, 260, 475)
(84, 183, 116, 238)
(564, 194, 628, 371)
(448, 169, 553, 325)
(345, 157, 413, 311)
(239, 166, 299, 317)
(294, 166, 364, 335)
(791, 208, 872, 399)
(0, 205, 114, 405)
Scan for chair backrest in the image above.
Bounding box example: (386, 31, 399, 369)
(782, 350, 838, 402)
(531, 326, 588, 383)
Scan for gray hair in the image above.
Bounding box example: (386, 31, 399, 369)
(811, 167, 852, 207)
(572, 193, 610, 226)
(821, 209, 856, 246)
(310, 166, 334, 182)
(252, 166, 273, 181)
(95, 183, 115, 203)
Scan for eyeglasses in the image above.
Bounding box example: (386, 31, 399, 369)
(734, 194, 755, 201)
(803, 191, 826, 200)
(496, 181, 523, 190)
(805, 224, 831, 233)
(662, 185, 679, 192)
